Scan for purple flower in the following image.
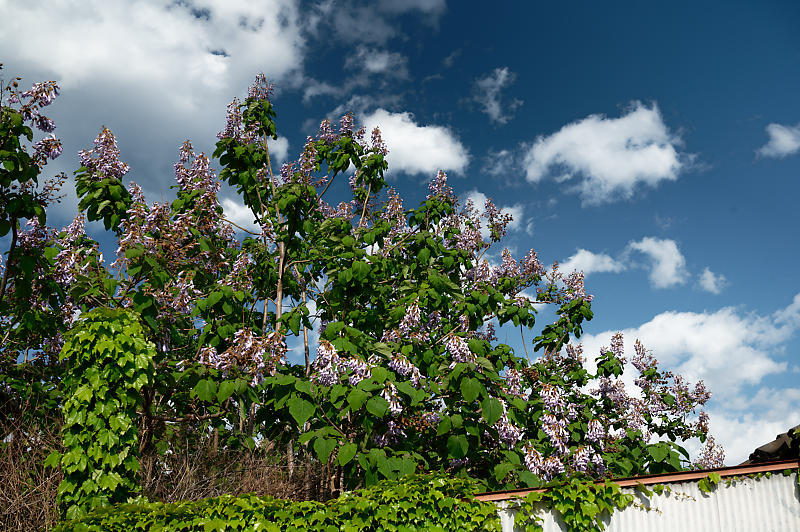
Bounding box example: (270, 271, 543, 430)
(586, 419, 605, 446)
(21, 81, 60, 107)
(694, 435, 725, 469)
(33, 133, 63, 164)
(399, 301, 420, 335)
(523, 444, 543, 474)
(427, 170, 454, 201)
(79, 127, 130, 180)
(381, 382, 403, 416)
(373, 420, 406, 447)
(540, 383, 564, 412)
(446, 333, 475, 368)
(494, 411, 522, 448)
(572, 446, 591, 473)
(562, 270, 593, 302)
(542, 413, 569, 455)
(247, 73, 274, 101)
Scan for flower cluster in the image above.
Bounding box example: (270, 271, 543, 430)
(78, 127, 130, 180)
(199, 328, 286, 383)
(694, 435, 725, 469)
(445, 333, 476, 368)
(310, 340, 375, 387)
(8, 80, 60, 133)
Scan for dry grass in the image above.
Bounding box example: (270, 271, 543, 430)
(0, 422, 63, 532)
(140, 441, 327, 503)
(0, 420, 327, 531)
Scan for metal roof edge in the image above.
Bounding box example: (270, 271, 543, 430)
(474, 459, 800, 502)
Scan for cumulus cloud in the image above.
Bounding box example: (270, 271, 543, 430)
(578, 294, 800, 462)
(269, 137, 290, 164)
(523, 102, 688, 204)
(1, 0, 306, 225)
(697, 267, 728, 294)
(464, 189, 525, 238)
(0, 1, 303, 96)
(757, 122, 800, 158)
(473, 67, 523, 125)
(221, 198, 259, 234)
(360, 109, 469, 176)
(559, 249, 625, 276)
(627, 237, 688, 289)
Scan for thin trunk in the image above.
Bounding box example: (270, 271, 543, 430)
(287, 438, 294, 479)
(302, 287, 310, 376)
(0, 218, 18, 308)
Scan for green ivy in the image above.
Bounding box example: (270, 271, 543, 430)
(50, 308, 156, 520)
(513, 477, 634, 532)
(55, 474, 501, 531)
(697, 472, 721, 493)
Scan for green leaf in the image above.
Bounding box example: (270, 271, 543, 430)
(446, 435, 468, 459)
(460, 378, 482, 403)
(288, 397, 315, 427)
(648, 444, 669, 463)
(313, 437, 337, 462)
(44, 451, 61, 468)
(481, 397, 503, 426)
(338, 443, 357, 466)
(217, 381, 236, 402)
(366, 395, 389, 417)
(347, 388, 369, 410)
(193, 379, 217, 402)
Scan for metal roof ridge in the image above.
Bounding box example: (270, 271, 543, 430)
(474, 458, 800, 502)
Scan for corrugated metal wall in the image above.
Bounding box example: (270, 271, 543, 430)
(496, 472, 800, 531)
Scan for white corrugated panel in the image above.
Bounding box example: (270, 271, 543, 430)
(496, 472, 800, 531)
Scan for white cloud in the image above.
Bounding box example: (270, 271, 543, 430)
(757, 122, 800, 158)
(345, 47, 409, 78)
(1, 0, 305, 226)
(523, 102, 688, 204)
(270, 136, 290, 164)
(697, 267, 728, 294)
(320, 0, 445, 44)
(473, 67, 523, 125)
(627, 237, 688, 289)
(360, 109, 469, 176)
(578, 294, 800, 463)
(221, 197, 259, 234)
(464, 190, 525, 239)
(560, 249, 625, 276)
(0, 1, 303, 99)
(485, 149, 515, 177)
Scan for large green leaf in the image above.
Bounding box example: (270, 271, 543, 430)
(460, 378, 482, 403)
(288, 397, 315, 426)
(337, 443, 357, 466)
(193, 379, 217, 402)
(481, 397, 502, 426)
(447, 434, 468, 459)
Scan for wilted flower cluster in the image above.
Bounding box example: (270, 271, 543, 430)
(199, 328, 286, 383)
(7, 80, 60, 134)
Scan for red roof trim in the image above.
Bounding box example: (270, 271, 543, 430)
(475, 459, 800, 502)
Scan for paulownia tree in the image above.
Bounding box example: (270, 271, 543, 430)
(0, 71, 724, 505)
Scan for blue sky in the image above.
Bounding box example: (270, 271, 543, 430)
(2, 0, 800, 463)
